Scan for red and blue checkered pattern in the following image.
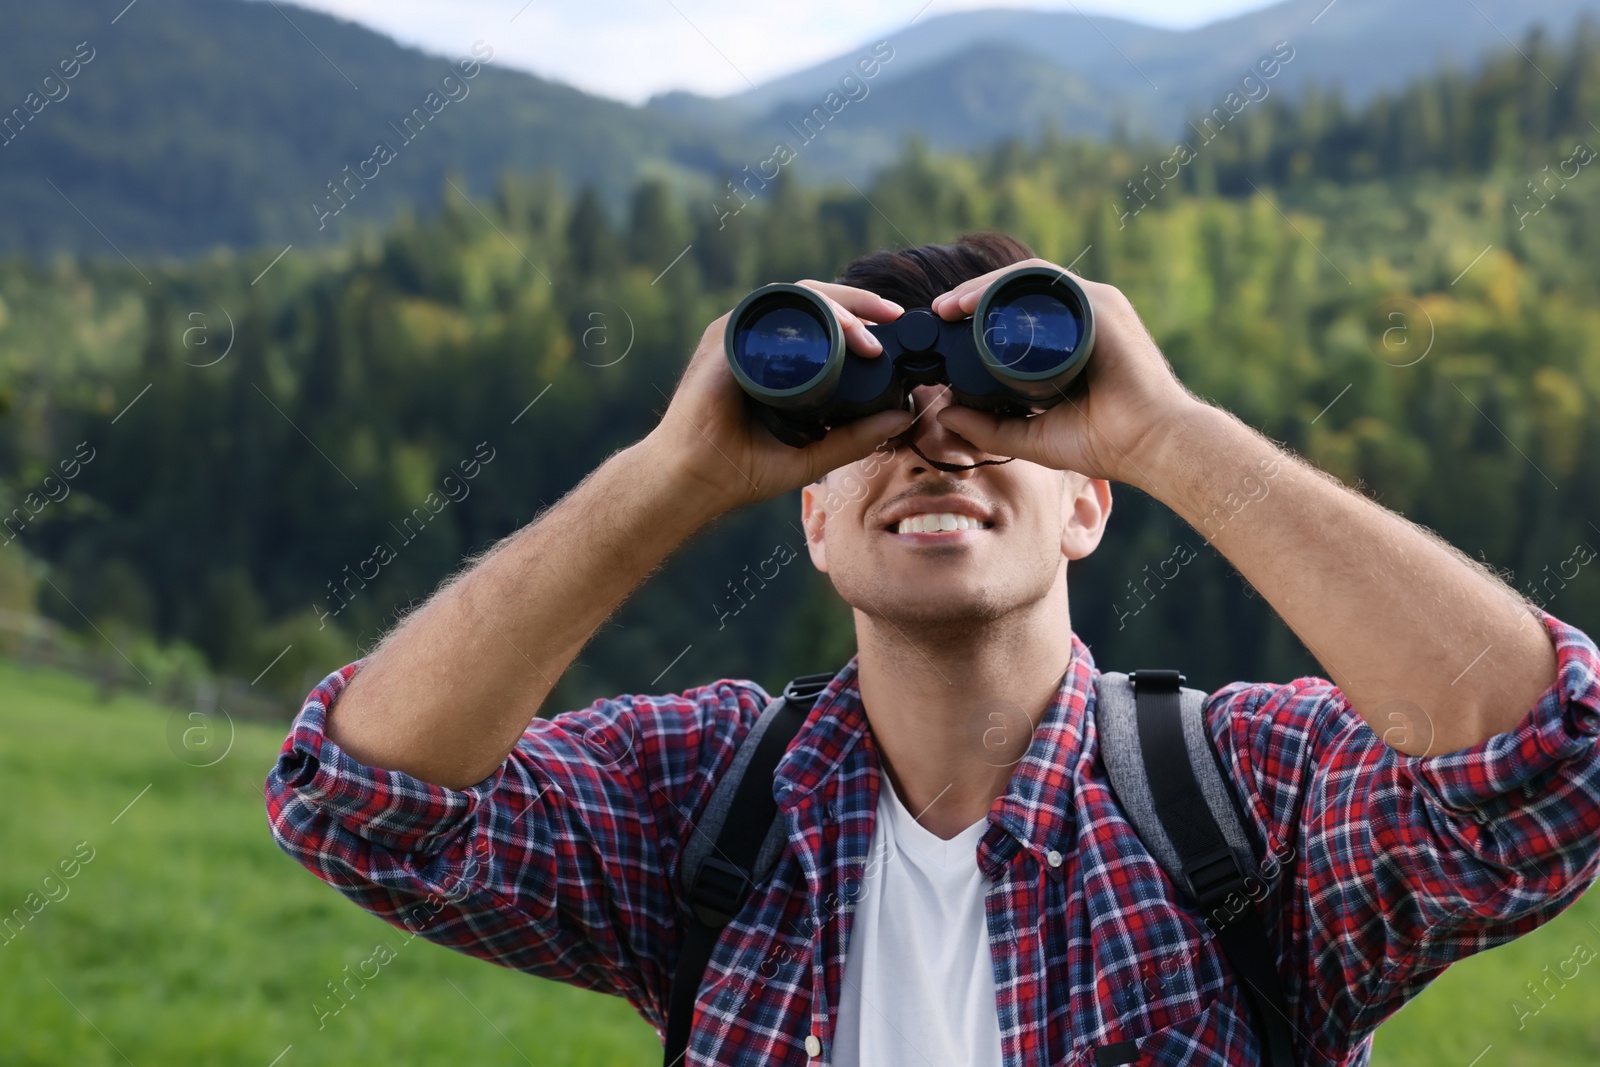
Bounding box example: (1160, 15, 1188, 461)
(265, 608, 1600, 1065)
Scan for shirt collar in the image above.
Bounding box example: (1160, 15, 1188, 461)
(773, 633, 1098, 876)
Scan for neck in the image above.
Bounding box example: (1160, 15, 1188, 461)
(853, 586, 1076, 839)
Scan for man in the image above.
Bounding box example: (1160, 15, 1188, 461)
(265, 233, 1600, 1065)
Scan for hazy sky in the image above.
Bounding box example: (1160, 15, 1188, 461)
(283, 0, 1283, 103)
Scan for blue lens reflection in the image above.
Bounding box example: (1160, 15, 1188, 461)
(733, 305, 833, 392)
(984, 292, 1081, 374)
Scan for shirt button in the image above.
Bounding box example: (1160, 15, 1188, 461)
(805, 1034, 823, 1058)
(1046, 849, 1064, 868)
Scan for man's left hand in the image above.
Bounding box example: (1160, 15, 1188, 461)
(930, 258, 1199, 487)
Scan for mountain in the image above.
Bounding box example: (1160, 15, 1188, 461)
(0, 0, 740, 258)
(723, 43, 1109, 181)
(652, 0, 1600, 166)
(4, 0, 1599, 260)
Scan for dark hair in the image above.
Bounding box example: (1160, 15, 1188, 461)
(833, 232, 1036, 308)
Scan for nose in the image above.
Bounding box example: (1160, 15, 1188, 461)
(898, 385, 996, 474)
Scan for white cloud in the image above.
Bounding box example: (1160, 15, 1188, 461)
(283, 0, 1282, 103)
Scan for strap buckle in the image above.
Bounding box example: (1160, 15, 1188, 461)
(1128, 669, 1186, 692)
(1185, 843, 1248, 921)
(688, 855, 751, 928)
(782, 672, 835, 704)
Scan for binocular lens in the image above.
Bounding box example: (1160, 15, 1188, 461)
(982, 286, 1083, 375)
(731, 301, 835, 392)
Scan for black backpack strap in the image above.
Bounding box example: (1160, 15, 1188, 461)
(1097, 669, 1298, 1067)
(662, 671, 834, 1067)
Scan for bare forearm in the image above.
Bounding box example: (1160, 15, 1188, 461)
(327, 438, 720, 788)
(320, 276, 916, 788)
(1143, 402, 1556, 755)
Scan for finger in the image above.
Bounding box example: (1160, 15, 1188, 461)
(812, 291, 883, 357)
(934, 405, 1055, 467)
(799, 281, 904, 324)
(930, 275, 996, 321)
(928, 265, 1011, 319)
(930, 262, 1027, 320)
(802, 409, 915, 481)
(930, 259, 1078, 320)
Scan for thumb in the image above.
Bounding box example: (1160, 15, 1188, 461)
(802, 409, 914, 480)
(935, 405, 1050, 465)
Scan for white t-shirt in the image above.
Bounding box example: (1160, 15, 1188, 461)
(830, 772, 1005, 1067)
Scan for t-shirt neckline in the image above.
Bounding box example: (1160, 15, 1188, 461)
(878, 770, 990, 870)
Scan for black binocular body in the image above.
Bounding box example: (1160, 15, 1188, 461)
(723, 265, 1095, 447)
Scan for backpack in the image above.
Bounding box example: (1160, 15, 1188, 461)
(663, 669, 1296, 1067)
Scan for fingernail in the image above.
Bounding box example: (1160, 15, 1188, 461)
(884, 300, 905, 314)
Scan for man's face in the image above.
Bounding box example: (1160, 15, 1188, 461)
(800, 385, 1111, 631)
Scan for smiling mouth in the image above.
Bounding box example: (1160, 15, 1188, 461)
(887, 512, 994, 535)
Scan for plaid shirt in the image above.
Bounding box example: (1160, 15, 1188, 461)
(265, 609, 1600, 1065)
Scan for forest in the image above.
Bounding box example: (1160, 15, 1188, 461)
(2, 26, 1598, 715)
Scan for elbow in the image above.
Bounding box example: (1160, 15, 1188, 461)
(262, 765, 315, 863)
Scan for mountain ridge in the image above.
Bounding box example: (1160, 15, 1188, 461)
(0, 0, 740, 257)
(5, 0, 1600, 258)
(650, 0, 1600, 149)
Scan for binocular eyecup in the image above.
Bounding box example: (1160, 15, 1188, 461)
(724, 265, 1094, 447)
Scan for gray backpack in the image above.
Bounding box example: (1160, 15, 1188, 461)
(663, 669, 1296, 1067)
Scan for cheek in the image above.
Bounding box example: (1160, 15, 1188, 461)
(1027, 515, 1071, 565)
(826, 507, 872, 558)
(1017, 478, 1071, 540)
(1019, 492, 1077, 570)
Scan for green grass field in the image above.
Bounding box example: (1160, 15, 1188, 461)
(1, 659, 1596, 1065)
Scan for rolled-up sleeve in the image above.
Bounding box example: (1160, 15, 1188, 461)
(263, 659, 768, 1026)
(268, 662, 503, 856)
(1206, 609, 1600, 1059)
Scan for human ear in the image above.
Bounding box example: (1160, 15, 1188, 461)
(1061, 474, 1111, 561)
(801, 481, 830, 573)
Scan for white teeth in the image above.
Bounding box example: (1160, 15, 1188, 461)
(894, 512, 986, 534)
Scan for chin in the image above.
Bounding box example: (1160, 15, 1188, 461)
(848, 573, 1012, 627)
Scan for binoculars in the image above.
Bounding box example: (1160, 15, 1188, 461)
(723, 265, 1094, 447)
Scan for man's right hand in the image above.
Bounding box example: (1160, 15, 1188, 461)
(324, 282, 913, 788)
(642, 281, 916, 518)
